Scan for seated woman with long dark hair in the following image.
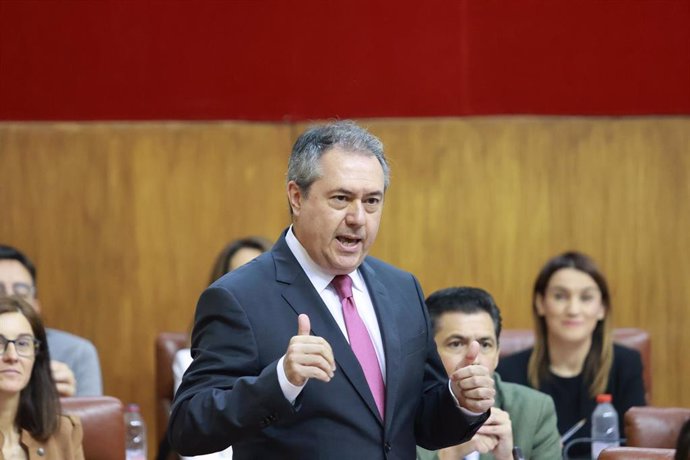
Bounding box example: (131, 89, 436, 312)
(497, 251, 646, 457)
(0, 295, 84, 459)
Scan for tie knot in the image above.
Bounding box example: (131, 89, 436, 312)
(331, 274, 353, 300)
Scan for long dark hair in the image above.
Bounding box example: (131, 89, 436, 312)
(527, 251, 613, 398)
(0, 295, 60, 441)
(208, 236, 272, 284)
(184, 237, 273, 344)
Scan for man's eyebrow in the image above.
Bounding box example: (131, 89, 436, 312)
(446, 333, 495, 342)
(364, 190, 384, 198)
(330, 188, 384, 198)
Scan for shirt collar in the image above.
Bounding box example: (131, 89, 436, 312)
(286, 225, 365, 293)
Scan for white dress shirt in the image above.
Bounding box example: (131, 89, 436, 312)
(277, 227, 386, 402)
(276, 227, 482, 420)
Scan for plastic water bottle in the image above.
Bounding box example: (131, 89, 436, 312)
(125, 403, 147, 460)
(591, 394, 620, 459)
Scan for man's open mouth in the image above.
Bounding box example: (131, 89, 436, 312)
(337, 236, 361, 246)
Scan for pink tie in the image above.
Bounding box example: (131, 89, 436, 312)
(331, 274, 385, 418)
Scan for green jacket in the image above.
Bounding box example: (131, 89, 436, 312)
(416, 373, 561, 460)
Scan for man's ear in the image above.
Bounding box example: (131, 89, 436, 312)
(287, 181, 303, 216)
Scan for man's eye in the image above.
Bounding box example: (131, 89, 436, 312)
(481, 341, 494, 350)
(330, 196, 348, 208)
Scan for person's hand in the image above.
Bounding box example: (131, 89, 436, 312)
(51, 360, 76, 397)
(441, 411, 512, 460)
(466, 433, 500, 455)
(438, 438, 494, 460)
(475, 407, 514, 460)
(283, 314, 336, 386)
(449, 340, 495, 413)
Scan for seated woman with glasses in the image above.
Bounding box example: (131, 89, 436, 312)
(0, 295, 84, 459)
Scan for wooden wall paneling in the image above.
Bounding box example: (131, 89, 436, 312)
(126, 122, 293, 450)
(1, 118, 688, 457)
(0, 122, 294, 457)
(361, 117, 689, 407)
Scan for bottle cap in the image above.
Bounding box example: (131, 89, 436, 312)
(596, 394, 612, 403)
(126, 403, 141, 412)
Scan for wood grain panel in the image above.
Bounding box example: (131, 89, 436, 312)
(362, 117, 690, 408)
(0, 122, 293, 457)
(1, 118, 688, 457)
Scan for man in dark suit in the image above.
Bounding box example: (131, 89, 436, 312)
(168, 121, 495, 460)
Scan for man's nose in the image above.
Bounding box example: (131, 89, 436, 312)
(345, 201, 365, 226)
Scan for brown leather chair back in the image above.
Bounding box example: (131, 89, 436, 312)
(598, 447, 676, 459)
(61, 396, 125, 460)
(624, 406, 690, 448)
(614, 328, 652, 400)
(499, 327, 652, 402)
(155, 332, 188, 445)
(498, 329, 535, 357)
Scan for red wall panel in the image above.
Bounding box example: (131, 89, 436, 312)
(465, 2, 690, 115)
(1, 0, 688, 120)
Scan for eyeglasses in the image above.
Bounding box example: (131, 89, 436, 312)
(0, 335, 41, 357)
(0, 282, 36, 299)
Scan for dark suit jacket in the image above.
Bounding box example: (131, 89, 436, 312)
(169, 232, 487, 460)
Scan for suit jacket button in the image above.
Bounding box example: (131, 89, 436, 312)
(384, 442, 392, 452)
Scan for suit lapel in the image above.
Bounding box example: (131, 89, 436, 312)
(493, 373, 505, 409)
(273, 236, 383, 423)
(359, 260, 402, 430)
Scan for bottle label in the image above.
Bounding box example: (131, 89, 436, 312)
(126, 449, 147, 460)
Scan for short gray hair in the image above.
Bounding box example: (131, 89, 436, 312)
(287, 121, 390, 194)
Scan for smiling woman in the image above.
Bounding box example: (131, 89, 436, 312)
(496, 252, 647, 457)
(0, 296, 84, 459)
